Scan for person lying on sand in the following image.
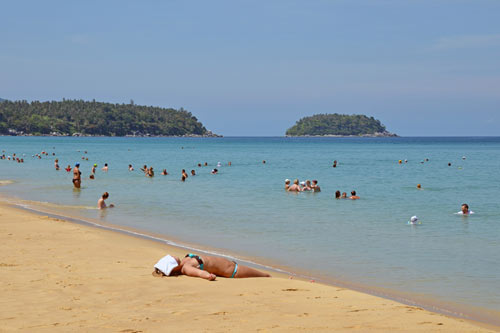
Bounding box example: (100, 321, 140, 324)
(152, 254, 270, 281)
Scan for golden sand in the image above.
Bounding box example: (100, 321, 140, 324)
(0, 203, 496, 332)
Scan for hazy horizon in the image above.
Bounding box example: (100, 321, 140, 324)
(1, 1, 499, 136)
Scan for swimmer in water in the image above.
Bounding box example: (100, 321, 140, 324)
(198, 163, 202, 167)
(161, 169, 168, 175)
(349, 191, 360, 200)
(72, 163, 81, 188)
(182, 169, 188, 179)
(459, 203, 474, 215)
(181, 175, 186, 182)
(147, 167, 155, 177)
(54, 159, 60, 170)
(341, 192, 347, 199)
(335, 190, 341, 199)
(102, 163, 108, 171)
(91, 164, 97, 174)
(97, 192, 114, 209)
(333, 160, 337, 168)
(262, 160, 266, 164)
(65, 165, 71, 172)
(191, 170, 196, 176)
(287, 179, 301, 192)
(129, 164, 134, 171)
(311, 180, 321, 192)
(417, 184, 422, 189)
(141, 165, 148, 173)
(211, 168, 218, 175)
(301, 180, 312, 191)
(284, 179, 290, 191)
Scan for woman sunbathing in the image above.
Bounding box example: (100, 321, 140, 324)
(152, 253, 270, 281)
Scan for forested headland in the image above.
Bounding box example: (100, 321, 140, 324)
(0, 99, 218, 137)
(286, 113, 396, 137)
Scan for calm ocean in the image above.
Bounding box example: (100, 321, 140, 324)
(1, 136, 499, 323)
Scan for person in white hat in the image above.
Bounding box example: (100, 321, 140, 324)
(153, 253, 270, 281)
(408, 216, 420, 225)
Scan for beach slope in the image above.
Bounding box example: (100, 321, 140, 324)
(0, 203, 495, 332)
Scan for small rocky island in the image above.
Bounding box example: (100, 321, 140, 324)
(285, 113, 397, 137)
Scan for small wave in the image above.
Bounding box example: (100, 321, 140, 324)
(0, 180, 15, 186)
(18, 199, 98, 210)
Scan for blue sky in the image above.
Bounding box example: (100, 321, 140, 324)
(1, 0, 499, 136)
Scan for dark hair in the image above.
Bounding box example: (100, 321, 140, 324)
(351, 191, 356, 195)
(462, 203, 469, 209)
(103, 192, 109, 198)
(105, 163, 108, 166)
(335, 190, 341, 198)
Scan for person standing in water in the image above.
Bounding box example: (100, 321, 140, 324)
(72, 163, 81, 188)
(54, 159, 60, 170)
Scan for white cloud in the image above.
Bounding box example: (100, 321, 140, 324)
(434, 34, 500, 50)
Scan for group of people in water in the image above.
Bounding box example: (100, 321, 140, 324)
(285, 179, 321, 192)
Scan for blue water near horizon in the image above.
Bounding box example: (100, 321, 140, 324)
(1, 136, 499, 322)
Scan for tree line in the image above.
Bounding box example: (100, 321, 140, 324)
(0, 99, 208, 136)
(286, 113, 388, 136)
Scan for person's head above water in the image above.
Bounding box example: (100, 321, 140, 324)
(285, 179, 290, 185)
(293, 179, 299, 185)
(335, 190, 341, 198)
(102, 192, 109, 199)
(351, 190, 356, 196)
(461, 203, 469, 214)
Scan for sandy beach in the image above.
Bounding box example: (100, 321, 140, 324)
(0, 202, 496, 332)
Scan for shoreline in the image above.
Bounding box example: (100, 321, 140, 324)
(1, 198, 499, 331)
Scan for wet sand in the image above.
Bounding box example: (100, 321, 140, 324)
(0, 202, 497, 332)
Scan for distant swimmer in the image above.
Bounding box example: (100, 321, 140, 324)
(97, 192, 114, 209)
(92, 163, 97, 174)
(102, 163, 109, 171)
(462, 156, 466, 160)
(335, 190, 341, 199)
(262, 160, 266, 164)
(161, 169, 168, 175)
(147, 167, 155, 177)
(288, 179, 301, 192)
(198, 163, 202, 167)
(448, 163, 452, 167)
(311, 180, 321, 192)
(204, 162, 208, 166)
(333, 160, 337, 168)
(182, 169, 188, 179)
(458, 203, 474, 215)
(349, 191, 360, 200)
(341, 192, 347, 199)
(408, 216, 421, 225)
(417, 184, 422, 189)
(129, 164, 134, 171)
(54, 159, 60, 170)
(228, 161, 232, 166)
(65, 165, 71, 172)
(217, 162, 222, 167)
(211, 168, 218, 175)
(141, 165, 148, 173)
(398, 160, 402, 164)
(284, 179, 290, 191)
(191, 170, 196, 176)
(72, 163, 81, 188)
(300, 181, 311, 191)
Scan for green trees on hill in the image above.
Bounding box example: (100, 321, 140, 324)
(286, 113, 389, 136)
(0, 100, 209, 136)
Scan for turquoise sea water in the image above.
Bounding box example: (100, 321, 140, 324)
(1, 136, 499, 324)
